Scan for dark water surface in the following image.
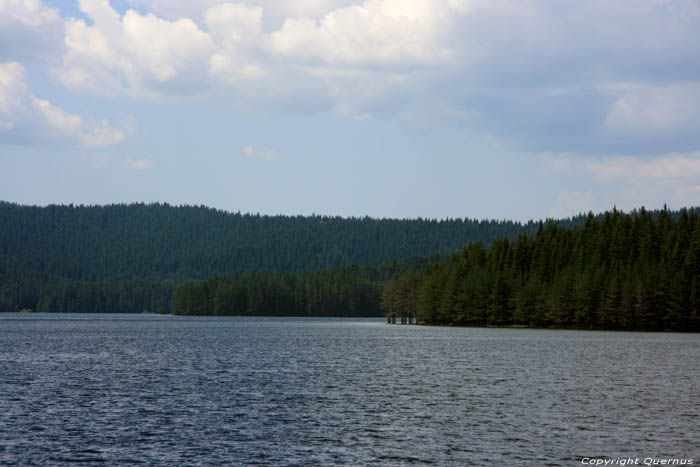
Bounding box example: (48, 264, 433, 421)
(1, 314, 698, 466)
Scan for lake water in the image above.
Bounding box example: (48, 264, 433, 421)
(0, 314, 698, 466)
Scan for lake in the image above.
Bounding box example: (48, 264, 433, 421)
(0, 313, 698, 465)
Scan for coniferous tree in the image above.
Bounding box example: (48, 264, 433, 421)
(390, 207, 699, 331)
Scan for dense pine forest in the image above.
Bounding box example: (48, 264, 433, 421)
(3, 202, 698, 330)
(0, 202, 535, 313)
(381, 207, 700, 331)
(1, 202, 542, 280)
(170, 256, 443, 317)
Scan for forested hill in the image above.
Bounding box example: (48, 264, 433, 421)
(2, 202, 548, 281)
(1, 202, 697, 317)
(381, 207, 700, 331)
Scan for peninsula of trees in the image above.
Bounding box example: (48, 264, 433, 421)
(381, 207, 700, 332)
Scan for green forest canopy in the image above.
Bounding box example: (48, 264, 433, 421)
(1, 201, 544, 314)
(0, 202, 548, 280)
(2, 201, 698, 331)
(381, 207, 700, 332)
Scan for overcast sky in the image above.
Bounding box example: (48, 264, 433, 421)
(1, 0, 699, 221)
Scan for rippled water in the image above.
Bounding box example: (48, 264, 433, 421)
(1, 314, 698, 465)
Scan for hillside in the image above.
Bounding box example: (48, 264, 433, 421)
(2, 202, 692, 316)
(381, 207, 700, 331)
(0, 201, 540, 314)
(0, 202, 544, 281)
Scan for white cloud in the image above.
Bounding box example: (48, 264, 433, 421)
(0, 61, 130, 146)
(538, 153, 575, 175)
(550, 189, 595, 219)
(54, 0, 215, 97)
(542, 151, 700, 212)
(204, 3, 262, 46)
(0, 0, 65, 62)
(123, 156, 152, 170)
(242, 144, 277, 160)
(543, 151, 700, 183)
(79, 119, 132, 147)
(0, 61, 28, 111)
(85, 153, 152, 170)
(265, 0, 456, 67)
(0, 0, 60, 25)
(603, 83, 700, 135)
(204, 3, 267, 84)
(127, 0, 365, 29)
(3, 0, 700, 154)
(51, 0, 458, 115)
(585, 152, 700, 183)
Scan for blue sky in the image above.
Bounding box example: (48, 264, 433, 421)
(1, 0, 699, 221)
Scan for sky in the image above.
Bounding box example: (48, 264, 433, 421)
(1, 0, 699, 222)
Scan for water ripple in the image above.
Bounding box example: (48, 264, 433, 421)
(1, 314, 698, 465)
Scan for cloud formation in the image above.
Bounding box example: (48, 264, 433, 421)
(123, 156, 153, 170)
(242, 144, 278, 160)
(0, 0, 65, 63)
(3, 0, 699, 156)
(265, 1, 454, 67)
(0, 61, 129, 146)
(54, 0, 215, 97)
(541, 151, 700, 211)
(543, 151, 700, 183)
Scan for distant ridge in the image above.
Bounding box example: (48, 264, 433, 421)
(0, 201, 548, 281)
(1, 201, 696, 315)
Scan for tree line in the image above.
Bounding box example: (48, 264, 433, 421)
(170, 256, 443, 317)
(0, 253, 444, 315)
(0, 201, 569, 314)
(0, 202, 551, 281)
(0, 202, 532, 313)
(381, 207, 700, 331)
(2, 201, 698, 327)
(0, 268, 175, 314)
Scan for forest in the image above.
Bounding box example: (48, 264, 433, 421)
(2, 202, 698, 331)
(170, 257, 441, 317)
(0, 201, 518, 313)
(381, 207, 700, 332)
(0, 202, 544, 280)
